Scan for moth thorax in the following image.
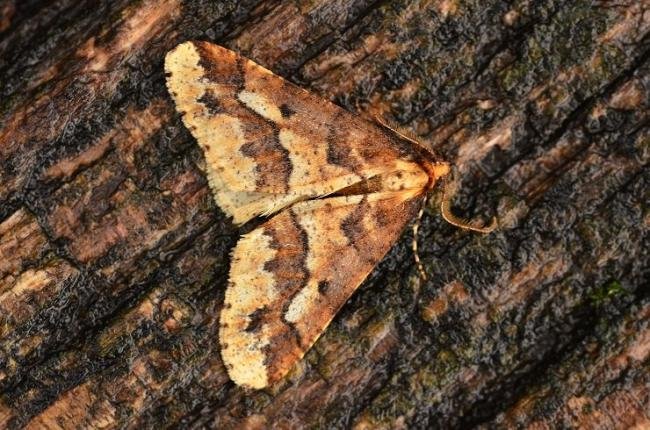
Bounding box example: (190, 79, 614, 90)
(382, 168, 429, 193)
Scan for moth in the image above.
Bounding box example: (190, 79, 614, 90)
(165, 41, 495, 389)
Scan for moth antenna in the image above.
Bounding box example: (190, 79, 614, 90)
(440, 181, 497, 234)
(372, 115, 438, 155)
(357, 110, 437, 158)
(412, 195, 428, 280)
(374, 116, 422, 145)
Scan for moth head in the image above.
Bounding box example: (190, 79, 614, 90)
(431, 162, 451, 180)
(422, 161, 451, 191)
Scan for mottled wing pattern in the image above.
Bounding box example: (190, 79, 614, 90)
(165, 41, 424, 224)
(165, 41, 446, 389)
(220, 187, 426, 389)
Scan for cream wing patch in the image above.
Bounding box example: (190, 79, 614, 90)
(165, 43, 281, 223)
(237, 90, 284, 123)
(220, 228, 278, 389)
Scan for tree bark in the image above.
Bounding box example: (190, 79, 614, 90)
(0, 0, 648, 428)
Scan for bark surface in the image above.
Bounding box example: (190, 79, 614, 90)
(0, 1, 648, 429)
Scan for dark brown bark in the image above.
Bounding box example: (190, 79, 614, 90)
(0, 0, 648, 428)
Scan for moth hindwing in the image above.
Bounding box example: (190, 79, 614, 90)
(165, 41, 450, 389)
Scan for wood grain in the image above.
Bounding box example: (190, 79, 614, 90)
(0, 0, 648, 428)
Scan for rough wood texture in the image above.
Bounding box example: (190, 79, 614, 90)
(0, 1, 648, 428)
